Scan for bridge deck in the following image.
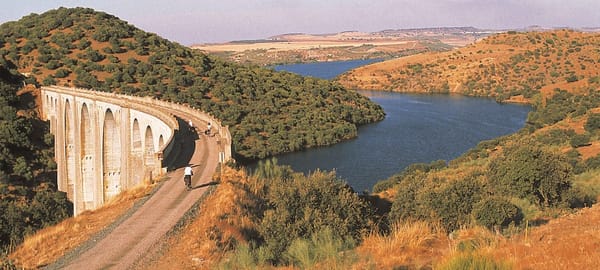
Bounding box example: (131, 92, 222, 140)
(52, 105, 221, 269)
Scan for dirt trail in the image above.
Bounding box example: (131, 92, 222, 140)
(50, 107, 220, 270)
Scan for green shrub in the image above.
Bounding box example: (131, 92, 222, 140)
(584, 155, 600, 170)
(565, 74, 579, 83)
(388, 171, 427, 222)
(425, 177, 484, 232)
(535, 128, 575, 145)
(54, 68, 70, 78)
(390, 173, 484, 232)
(472, 197, 523, 230)
(570, 133, 591, 148)
(373, 160, 446, 193)
(258, 170, 373, 264)
(42, 75, 57, 86)
(437, 252, 512, 270)
(563, 186, 596, 208)
(488, 144, 573, 208)
(585, 113, 600, 133)
(371, 176, 398, 193)
(284, 227, 356, 269)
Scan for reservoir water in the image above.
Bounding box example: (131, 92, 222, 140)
(263, 60, 531, 192)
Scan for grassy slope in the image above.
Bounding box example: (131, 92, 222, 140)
(339, 30, 600, 99)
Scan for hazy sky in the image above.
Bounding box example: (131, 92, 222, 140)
(2, 0, 599, 45)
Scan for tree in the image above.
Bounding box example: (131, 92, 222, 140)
(585, 113, 600, 133)
(389, 171, 428, 222)
(570, 133, 591, 148)
(423, 177, 483, 232)
(488, 144, 572, 207)
(258, 170, 373, 264)
(54, 68, 70, 78)
(472, 197, 523, 230)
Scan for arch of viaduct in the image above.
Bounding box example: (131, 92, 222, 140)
(40, 86, 232, 215)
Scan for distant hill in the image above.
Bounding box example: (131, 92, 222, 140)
(339, 30, 600, 102)
(0, 7, 385, 160)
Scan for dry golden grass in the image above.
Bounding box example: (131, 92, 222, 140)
(353, 221, 450, 269)
(9, 185, 154, 269)
(193, 40, 412, 53)
(492, 204, 600, 269)
(433, 226, 511, 270)
(145, 167, 258, 269)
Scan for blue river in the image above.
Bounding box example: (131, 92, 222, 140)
(260, 59, 531, 192)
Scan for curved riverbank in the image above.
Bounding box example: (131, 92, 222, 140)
(250, 60, 530, 192)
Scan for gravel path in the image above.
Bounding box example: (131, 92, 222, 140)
(46, 108, 220, 270)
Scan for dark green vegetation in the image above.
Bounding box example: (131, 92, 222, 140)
(221, 159, 373, 268)
(0, 7, 384, 161)
(376, 83, 600, 233)
(0, 66, 70, 253)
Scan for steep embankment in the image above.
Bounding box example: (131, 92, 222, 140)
(0, 7, 384, 161)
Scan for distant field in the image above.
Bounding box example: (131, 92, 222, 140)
(192, 40, 411, 52)
(190, 29, 483, 64)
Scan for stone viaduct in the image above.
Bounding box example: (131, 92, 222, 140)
(40, 86, 232, 215)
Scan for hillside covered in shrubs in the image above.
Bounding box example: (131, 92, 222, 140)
(0, 65, 70, 254)
(0, 7, 384, 161)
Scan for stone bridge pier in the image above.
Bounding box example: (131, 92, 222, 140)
(40, 86, 177, 215)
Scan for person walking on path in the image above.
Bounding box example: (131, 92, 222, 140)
(184, 165, 193, 190)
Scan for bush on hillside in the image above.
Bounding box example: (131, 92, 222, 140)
(488, 144, 573, 208)
(535, 128, 575, 146)
(423, 177, 484, 232)
(585, 113, 600, 133)
(472, 197, 523, 230)
(372, 160, 446, 193)
(527, 89, 576, 128)
(389, 172, 485, 232)
(388, 171, 428, 222)
(570, 133, 591, 148)
(256, 169, 374, 265)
